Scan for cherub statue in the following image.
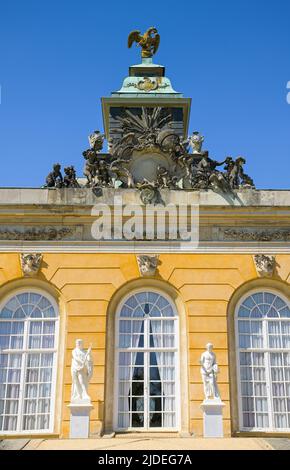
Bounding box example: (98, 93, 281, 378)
(45, 163, 63, 188)
(63, 166, 79, 188)
(128, 27, 160, 58)
(95, 160, 111, 187)
(83, 150, 98, 186)
(190, 153, 226, 189)
(225, 156, 246, 189)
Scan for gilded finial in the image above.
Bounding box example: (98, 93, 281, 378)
(128, 27, 160, 59)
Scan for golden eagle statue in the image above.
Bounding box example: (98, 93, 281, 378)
(128, 27, 160, 59)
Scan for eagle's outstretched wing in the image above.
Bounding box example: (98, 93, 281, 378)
(128, 30, 142, 48)
(152, 33, 160, 54)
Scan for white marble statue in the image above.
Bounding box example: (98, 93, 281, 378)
(199, 343, 220, 401)
(71, 339, 93, 403)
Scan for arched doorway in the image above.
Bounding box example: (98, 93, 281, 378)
(114, 289, 179, 431)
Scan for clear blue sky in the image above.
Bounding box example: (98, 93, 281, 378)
(0, 0, 290, 188)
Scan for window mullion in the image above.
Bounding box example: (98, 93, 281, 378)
(17, 318, 29, 432)
(263, 317, 274, 431)
(144, 317, 149, 430)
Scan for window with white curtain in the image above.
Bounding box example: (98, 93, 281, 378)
(115, 290, 179, 431)
(0, 290, 58, 434)
(236, 290, 290, 431)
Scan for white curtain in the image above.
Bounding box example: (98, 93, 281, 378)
(118, 319, 144, 429)
(270, 352, 287, 428)
(151, 319, 175, 428)
(163, 351, 175, 427)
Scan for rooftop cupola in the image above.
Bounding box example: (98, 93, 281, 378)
(101, 27, 191, 143)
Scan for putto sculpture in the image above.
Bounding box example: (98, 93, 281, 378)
(200, 343, 221, 401)
(128, 27, 160, 58)
(45, 163, 79, 188)
(45, 163, 63, 188)
(20, 253, 43, 277)
(71, 339, 93, 403)
(64, 166, 79, 188)
(253, 254, 276, 277)
(137, 254, 160, 276)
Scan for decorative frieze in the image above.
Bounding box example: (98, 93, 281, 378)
(0, 227, 74, 241)
(223, 228, 290, 242)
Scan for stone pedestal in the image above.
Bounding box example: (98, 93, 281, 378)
(200, 399, 225, 438)
(68, 402, 93, 438)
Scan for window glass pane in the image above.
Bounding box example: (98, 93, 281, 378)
(239, 335, 250, 348)
(6, 384, 20, 398)
(149, 412, 161, 427)
(252, 293, 264, 305)
(0, 322, 12, 335)
(250, 307, 262, 318)
(119, 320, 131, 333)
(264, 293, 275, 305)
(120, 306, 133, 317)
(132, 306, 144, 318)
(0, 308, 13, 319)
(43, 306, 55, 318)
(13, 308, 26, 319)
(0, 336, 9, 349)
(238, 306, 250, 318)
(150, 306, 161, 317)
(119, 352, 131, 366)
(125, 296, 138, 309)
(162, 305, 174, 317)
(30, 321, 42, 335)
(279, 307, 290, 318)
(273, 297, 287, 310)
(238, 321, 250, 333)
(132, 413, 144, 427)
(132, 397, 144, 412)
(132, 367, 144, 381)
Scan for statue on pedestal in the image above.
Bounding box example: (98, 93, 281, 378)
(200, 343, 220, 401)
(71, 339, 93, 403)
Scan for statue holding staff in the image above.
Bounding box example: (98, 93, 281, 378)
(71, 339, 93, 402)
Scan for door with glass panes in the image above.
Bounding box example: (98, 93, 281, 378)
(115, 291, 179, 431)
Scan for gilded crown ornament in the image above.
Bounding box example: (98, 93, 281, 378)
(128, 27, 160, 58)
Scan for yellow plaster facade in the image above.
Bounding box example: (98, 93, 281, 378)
(1, 251, 290, 437)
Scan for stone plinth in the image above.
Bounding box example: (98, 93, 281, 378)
(200, 399, 225, 438)
(68, 402, 93, 438)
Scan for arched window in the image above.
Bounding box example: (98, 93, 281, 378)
(0, 290, 59, 433)
(115, 290, 179, 431)
(236, 290, 290, 431)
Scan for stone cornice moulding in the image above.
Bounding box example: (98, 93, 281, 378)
(0, 242, 290, 254)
